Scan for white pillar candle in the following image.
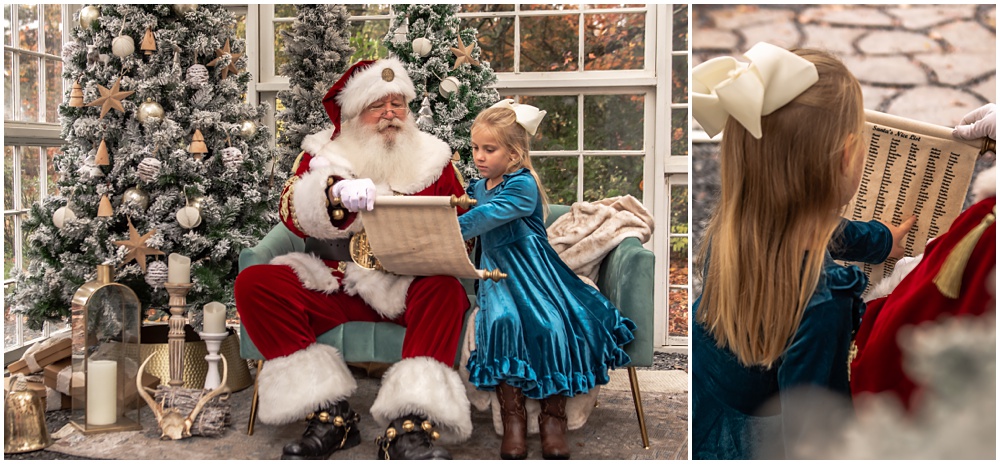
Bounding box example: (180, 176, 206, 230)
(86, 360, 118, 426)
(167, 253, 191, 283)
(203, 301, 227, 334)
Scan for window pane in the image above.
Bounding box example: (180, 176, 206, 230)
(583, 94, 643, 150)
(346, 4, 391, 16)
(46, 146, 59, 196)
(584, 13, 644, 71)
(233, 12, 247, 40)
(17, 4, 37, 52)
(4, 215, 16, 279)
(672, 108, 688, 156)
(20, 146, 40, 207)
(670, 237, 688, 286)
(521, 15, 579, 72)
(45, 59, 61, 123)
(350, 19, 389, 62)
(22, 314, 43, 344)
(45, 317, 70, 337)
(274, 4, 297, 18)
(460, 4, 514, 13)
(582, 155, 643, 201)
(672, 4, 688, 51)
(670, 184, 689, 286)
(3, 5, 11, 46)
(533, 156, 578, 206)
(461, 17, 514, 73)
(520, 95, 578, 151)
(668, 288, 688, 337)
(18, 55, 39, 122)
(274, 21, 292, 75)
(4, 51, 12, 120)
(43, 4, 61, 55)
(521, 4, 579, 11)
(672, 54, 687, 104)
(5, 284, 16, 349)
(4, 146, 13, 210)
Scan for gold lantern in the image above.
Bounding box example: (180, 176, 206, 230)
(70, 264, 144, 434)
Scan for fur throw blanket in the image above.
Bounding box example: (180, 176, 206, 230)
(547, 195, 655, 282)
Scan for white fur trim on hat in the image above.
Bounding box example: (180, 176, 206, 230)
(336, 58, 416, 121)
(271, 252, 340, 294)
(341, 262, 413, 320)
(256, 344, 357, 425)
(371, 357, 472, 444)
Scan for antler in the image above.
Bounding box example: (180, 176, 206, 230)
(136, 353, 164, 423)
(185, 355, 228, 426)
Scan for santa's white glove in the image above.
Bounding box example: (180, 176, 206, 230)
(953, 103, 996, 143)
(330, 178, 376, 212)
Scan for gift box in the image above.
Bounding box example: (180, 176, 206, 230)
(8, 336, 71, 375)
(42, 358, 73, 395)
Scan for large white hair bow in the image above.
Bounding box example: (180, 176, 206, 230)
(692, 42, 819, 139)
(490, 99, 547, 136)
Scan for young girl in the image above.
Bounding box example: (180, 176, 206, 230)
(690, 44, 915, 459)
(458, 100, 636, 460)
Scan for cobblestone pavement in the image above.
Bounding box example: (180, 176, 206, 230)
(691, 4, 997, 293)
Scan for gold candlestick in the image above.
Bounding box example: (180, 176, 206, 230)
(163, 282, 193, 387)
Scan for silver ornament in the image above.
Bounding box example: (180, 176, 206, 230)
(145, 260, 169, 287)
(186, 64, 209, 87)
(79, 5, 100, 29)
(122, 186, 150, 210)
(439, 76, 461, 98)
(221, 146, 244, 170)
(393, 18, 410, 45)
(412, 37, 432, 57)
(137, 157, 162, 183)
(52, 206, 77, 229)
(81, 155, 104, 178)
(111, 35, 134, 57)
(172, 4, 198, 16)
(137, 98, 165, 123)
(239, 120, 258, 138)
(416, 96, 434, 129)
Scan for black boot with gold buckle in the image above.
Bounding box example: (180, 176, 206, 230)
(375, 414, 452, 460)
(281, 400, 361, 460)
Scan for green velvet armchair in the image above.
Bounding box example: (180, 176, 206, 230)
(237, 205, 655, 447)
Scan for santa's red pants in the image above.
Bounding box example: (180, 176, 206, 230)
(235, 264, 470, 366)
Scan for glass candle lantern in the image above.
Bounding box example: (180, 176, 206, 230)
(70, 264, 143, 434)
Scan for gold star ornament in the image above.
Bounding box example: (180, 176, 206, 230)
(113, 217, 165, 273)
(84, 77, 136, 119)
(207, 38, 243, 80)
(450, 35, 480, 70)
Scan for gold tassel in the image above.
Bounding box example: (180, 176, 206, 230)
(933, 206, 995, 298)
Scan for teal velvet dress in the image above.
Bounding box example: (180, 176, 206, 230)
(458, 168, 636, 400)
(692, 219, 892, 459)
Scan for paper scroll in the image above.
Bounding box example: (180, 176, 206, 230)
(842, 109, 984, 292)
(358, 195, 506, 281)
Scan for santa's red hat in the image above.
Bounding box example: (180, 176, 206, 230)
(321, 58, 416, 139)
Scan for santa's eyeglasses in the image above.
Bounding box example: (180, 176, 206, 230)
(366, 101, 409, 116)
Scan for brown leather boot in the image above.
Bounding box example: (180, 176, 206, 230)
(496, 382, 528, 459)
(538, 395, 570, 459)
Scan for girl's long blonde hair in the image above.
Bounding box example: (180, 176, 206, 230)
(472, 106, 550, 218)
(695, 49, 865, 368)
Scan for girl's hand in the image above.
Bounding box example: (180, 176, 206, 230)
(881, 215, 917, 259)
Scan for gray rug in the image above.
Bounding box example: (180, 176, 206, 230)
(32, 367, 687, 460)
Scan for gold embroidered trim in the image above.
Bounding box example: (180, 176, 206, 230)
(280, 175, 304, 232)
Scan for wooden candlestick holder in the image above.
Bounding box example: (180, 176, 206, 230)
(163, 282, 193, 388)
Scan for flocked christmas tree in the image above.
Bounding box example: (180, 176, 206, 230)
(384, 4, 500, 180)
(12, 4, 277, 330)
(274, 5, 354, 176)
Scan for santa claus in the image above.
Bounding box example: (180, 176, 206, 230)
(235, 58, 471, 460)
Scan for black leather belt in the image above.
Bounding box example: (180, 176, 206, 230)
(304, 237, 352, 262)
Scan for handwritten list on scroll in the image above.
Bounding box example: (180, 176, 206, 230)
(359, 196, 501, 280)
(843, 109, 981, 292)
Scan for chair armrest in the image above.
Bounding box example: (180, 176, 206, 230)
(597, 237, 655, 367)
(238, 223, 306, 272)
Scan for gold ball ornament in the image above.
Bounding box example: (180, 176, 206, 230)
(176, 206, 202, 229)
(122, 186, 150, 210)
(439, 77, 461, 98)
(188, 194, 206, 212)
(111, 35, 134, 57)
(172, 4, 198, 16)
(137, 98, 165, 123)
(52, 206, 77, 229)
(239, 120, 258, 138)
(79, 6, 100, 29)
(412, 37, 432, 57)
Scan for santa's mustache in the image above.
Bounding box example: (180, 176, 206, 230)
(376, 118, 405, 131)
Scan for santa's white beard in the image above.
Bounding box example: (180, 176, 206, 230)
(340, 115, 421, 184)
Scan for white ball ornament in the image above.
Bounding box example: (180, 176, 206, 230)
(176, 206, 202, 229)
(412, 37, 432, 57)
(145, 260, 169, 287)
(79, 6, 100, 29)
(221, 146, 244, 170)
(186, 64, 209, 87)
(111, 35, 134, 57)
(239, 120, 258, 138)
(439, 77, 461, 98)
(137, 98, 165, 123)
(137, 157, 162, 183)
(53, 206, 77, 229)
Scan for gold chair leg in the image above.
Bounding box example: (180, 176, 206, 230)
(247, 359, 264, 436)
(628, 366, 650, 449)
